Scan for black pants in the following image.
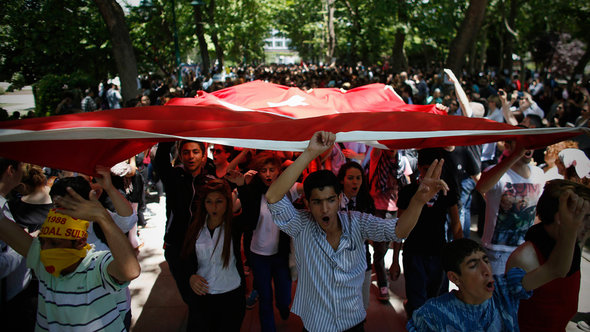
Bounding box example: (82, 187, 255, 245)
(190, 285, 245, 332)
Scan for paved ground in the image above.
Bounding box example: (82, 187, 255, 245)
(0, 83, 35, 116)
(130, 194, 590, 331)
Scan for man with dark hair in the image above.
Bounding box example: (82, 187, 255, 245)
(154, 140, 214, 330)
(408, 187, 588, 331)
(265, 131, 448, 332)
(49, 176, 92, 198)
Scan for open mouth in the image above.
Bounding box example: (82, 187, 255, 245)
(485, 280, 494, 292)
(524, 150, 533, 158)
(322, 216, 330, 223)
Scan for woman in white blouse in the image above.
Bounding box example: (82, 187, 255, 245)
(181, 179, 245, 332)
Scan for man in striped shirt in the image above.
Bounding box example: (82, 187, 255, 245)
(265, 131, 448, 332)
(0, 181, 141, 331)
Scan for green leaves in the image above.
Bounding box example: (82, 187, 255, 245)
(0, 0, 114, 84)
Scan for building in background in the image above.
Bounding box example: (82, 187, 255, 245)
(264, 29, 300, 64)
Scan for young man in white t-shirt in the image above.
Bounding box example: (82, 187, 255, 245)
(476, 140, 545, 274)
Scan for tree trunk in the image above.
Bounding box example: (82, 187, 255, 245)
(94, 0, 140, 103)
(445, 0, 488, 74)
(326, 0, 336, 63)
(206, 0, 223, 73)
(391, 29, 407, 72)
(192, 5, 210, 75)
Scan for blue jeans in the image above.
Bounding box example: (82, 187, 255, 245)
(459, 177, 476, 239)
(402, 252, 445, 317)
(250, 252, 292, 332)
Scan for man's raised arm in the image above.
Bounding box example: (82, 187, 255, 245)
(266, 131, 336, 204)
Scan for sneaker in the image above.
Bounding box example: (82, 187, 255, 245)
(378, 286, 389, 301)
(245, 290, 258, 309)
(578, 321, 590, 332)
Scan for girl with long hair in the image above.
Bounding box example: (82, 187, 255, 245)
(181, 179, 245, 332)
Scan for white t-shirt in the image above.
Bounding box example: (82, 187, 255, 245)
(250, 183, 300, 256)
(195, 225, 241, 294)
(482, 164, 545, 253)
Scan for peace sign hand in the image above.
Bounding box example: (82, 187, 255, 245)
(415, 159, 449, 204)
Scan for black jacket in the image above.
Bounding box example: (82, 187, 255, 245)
(154, 141, 214, 249)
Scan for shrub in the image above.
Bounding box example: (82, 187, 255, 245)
(8, 72, 25, 91)
(33, 73, 93, 117)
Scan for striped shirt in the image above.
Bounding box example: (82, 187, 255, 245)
(27, 238, 130, 332)
(407, 268, 532, 332)
(268, 196, 402, 332)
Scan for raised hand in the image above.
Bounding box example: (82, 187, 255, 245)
(189, 274, 209, 295)
(54, 187, 107, 222)
(558, 189, 589, 232)
(498, 89, 513, 108)
(94, 165, 114, 191)
(341, 148, 356, 159)
(415, 159, 449, 204)
(244, 170, 258, 185)
(225, 169, 246, 186)
(307, 131, 336, 157)
(435, 103, 449, 113)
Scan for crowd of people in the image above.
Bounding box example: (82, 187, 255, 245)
(1, 63, 590, 332)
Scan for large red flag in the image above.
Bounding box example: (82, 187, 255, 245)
(0, 81, 584, 175)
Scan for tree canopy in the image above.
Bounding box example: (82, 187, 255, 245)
(0, 0, 587, 86)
